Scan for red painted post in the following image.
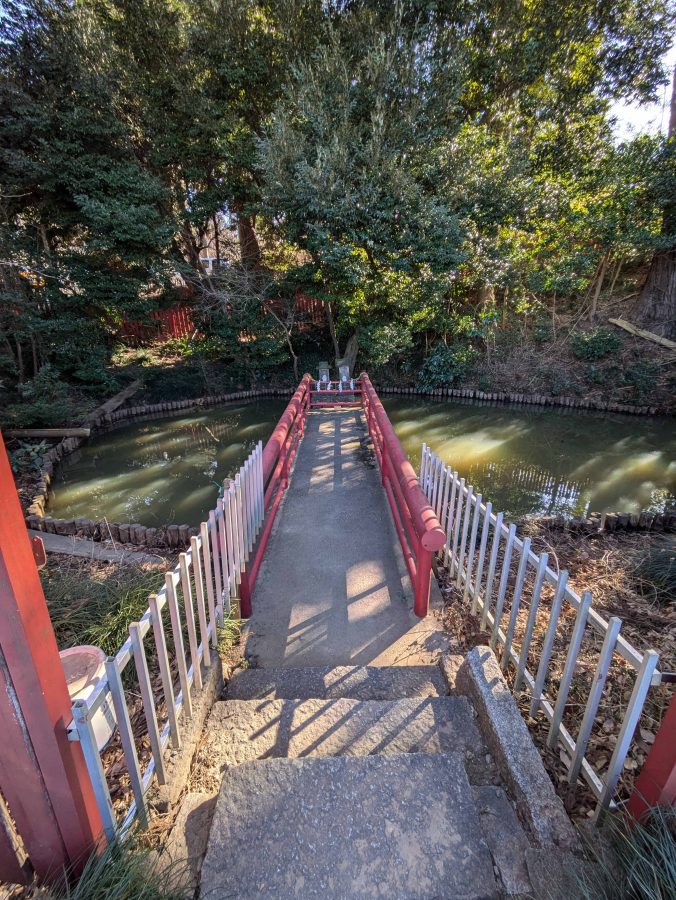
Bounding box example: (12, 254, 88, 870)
(413, 544, 434, 618)
(0, 432, 103, 880)
(628, 688, 676, 821)
(238, 571, 253, 619)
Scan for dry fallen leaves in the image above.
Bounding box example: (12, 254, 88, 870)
(438, 526, 675, 822)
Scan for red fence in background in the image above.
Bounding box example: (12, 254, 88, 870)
(119, 293, 325, 346)
(294, 292, 326, 327)
(118, 306, 197, 344)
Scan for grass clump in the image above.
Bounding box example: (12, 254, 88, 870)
(46, 832, 187, 900)
(632, 536, 676, 607)
(579, 806, 676, 899)
(40, 559, 160, 653)
(218, 606, 242, 655)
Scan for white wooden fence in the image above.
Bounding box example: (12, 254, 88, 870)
(68, 442, 264, 838)
(420, 443, 662, 819)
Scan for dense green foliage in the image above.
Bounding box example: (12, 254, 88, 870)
(1, 0, 674, 423)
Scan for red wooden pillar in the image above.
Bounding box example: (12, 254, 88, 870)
(0, 432, 103, 881)
(413, 545, 433, 618)
(628, 688, 676, 821)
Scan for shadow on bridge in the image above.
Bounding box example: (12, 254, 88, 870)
(242, 407, 448, 669)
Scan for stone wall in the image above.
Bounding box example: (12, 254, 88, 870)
(24, 387, 290, 549)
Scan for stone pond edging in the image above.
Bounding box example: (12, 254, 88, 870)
(21, 382, 673, 551)
(23, 387, 290, 549)
(373, 383, 672, 416)
(531, 510, 676, 535)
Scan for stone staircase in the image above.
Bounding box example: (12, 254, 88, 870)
(174, 656, 584, 899)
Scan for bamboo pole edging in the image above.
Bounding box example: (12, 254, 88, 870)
(374, 382, 673, 417)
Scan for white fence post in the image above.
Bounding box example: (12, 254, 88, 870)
(419, 443, 661, 816)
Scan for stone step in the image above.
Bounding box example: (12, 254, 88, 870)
(193, 696, 497, 794)
(226, 663, 447, 701)
(200, 752, 499, 899)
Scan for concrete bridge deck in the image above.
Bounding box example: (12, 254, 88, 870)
(243, 408, 448, 668)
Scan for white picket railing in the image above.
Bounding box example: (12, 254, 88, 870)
(420, 443, 662, 819)
(68, 441, 265, 838)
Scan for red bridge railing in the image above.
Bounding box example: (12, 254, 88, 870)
(360, 374, 446, 615)
(239, 372, 446, 618)
(239, 375, 311, 616)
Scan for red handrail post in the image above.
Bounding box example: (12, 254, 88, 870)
(628, 688, 676, 821)
(239, 572, 253, 619)
(0, 432, 103, 882)
(414, 544, 434, 617)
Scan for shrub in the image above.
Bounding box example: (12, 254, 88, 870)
(532, 319, 553, 344)
(541, 368, 585, 396)
(623, 360, 661, 399)
(2, 365, 88, 428)
(632, 536, 676, 607)
(571, 328, 622, 360)
(9, 439, 51, 475)
(417, 344, 478, 390)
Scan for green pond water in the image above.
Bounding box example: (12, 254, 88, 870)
(384, 397, 676, 519)
(48, 397, 676, 525)
(48, 399, 287, 526)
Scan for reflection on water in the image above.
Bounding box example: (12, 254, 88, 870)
(49, 396, 675, 526)
(49, 400, 286, 526)
(384, 398, 676, 519)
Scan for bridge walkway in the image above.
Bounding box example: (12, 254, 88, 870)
(242, 406, 448, 668)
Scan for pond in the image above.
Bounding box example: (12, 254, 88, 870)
(383, 397, 676, 519)
(48, 399, 287, 526)
(47, 396, 676, 526)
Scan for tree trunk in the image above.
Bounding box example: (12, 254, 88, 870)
(338, 333, 358, 374)
(608, 257, 623, 296)
(285, 331, 300, 383)
(636, 249, 676, 339)
(236, 209, 261, 270)
(636, 63, 676, 339)
(590, 251, 609, 321)
(324, 300, 341, 362)
(213, 214, 221, 266)
(14, 337, 24, 383)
